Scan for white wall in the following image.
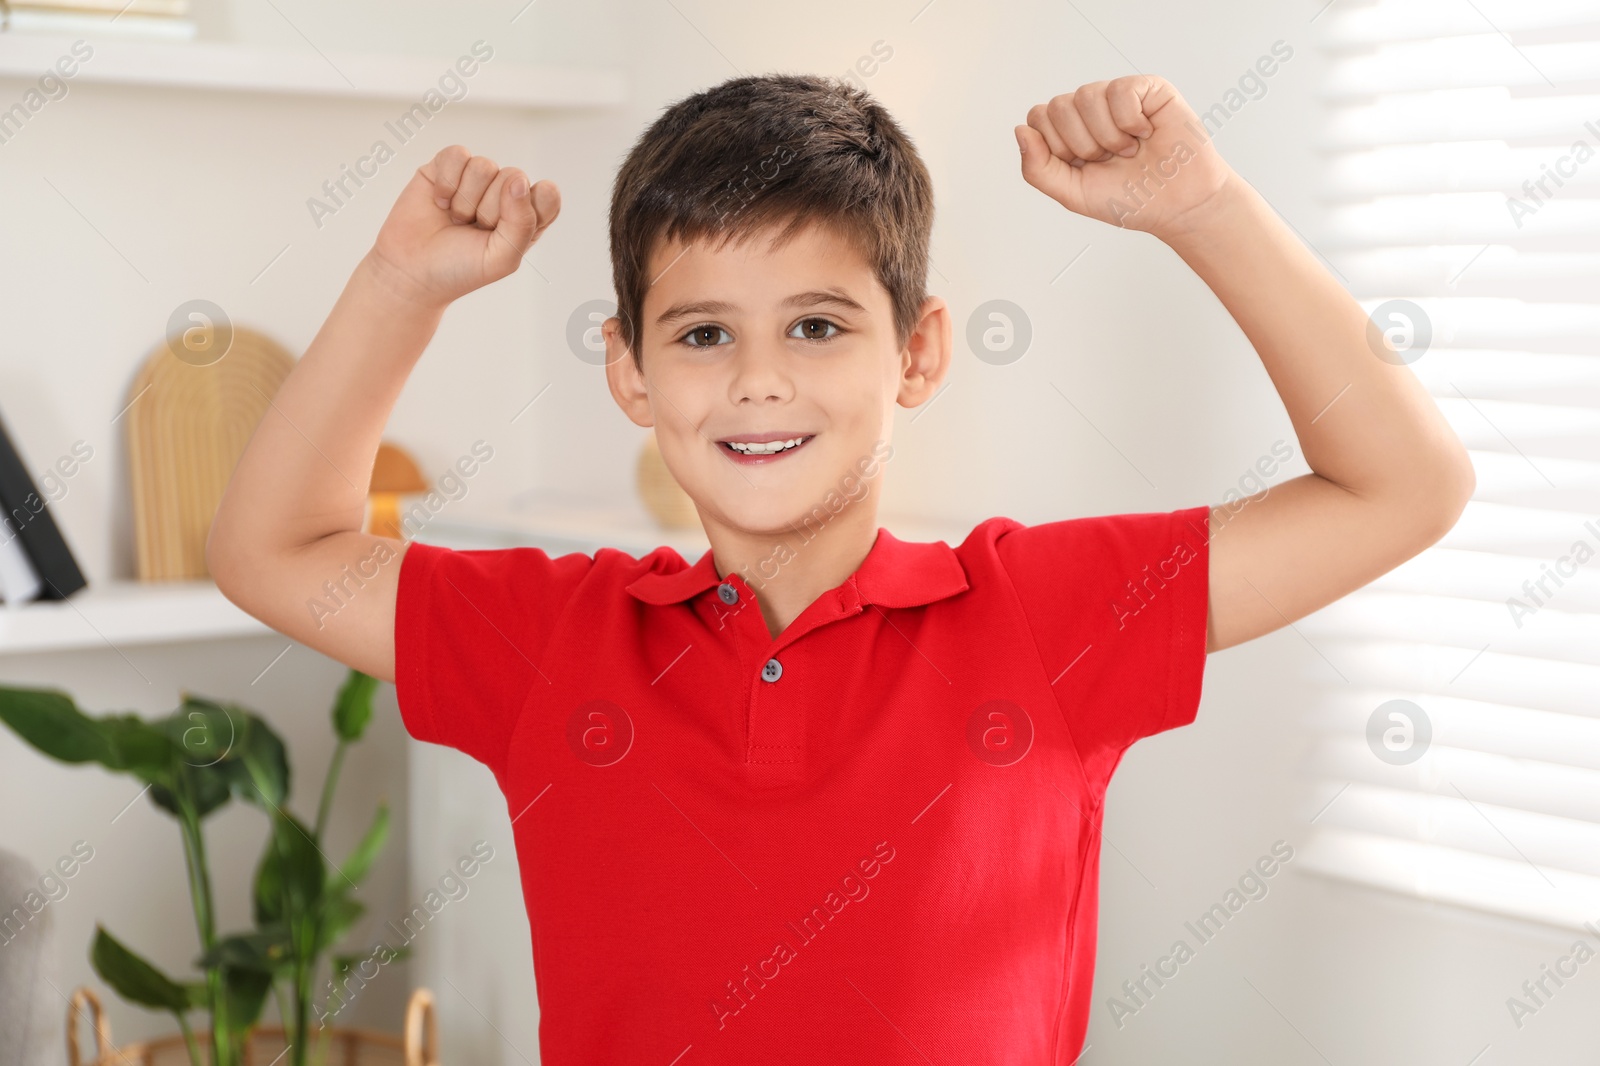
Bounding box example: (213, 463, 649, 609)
(3, 0, 1596, 1064)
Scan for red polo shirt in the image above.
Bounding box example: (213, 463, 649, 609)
(395, 505, 1210, 1065)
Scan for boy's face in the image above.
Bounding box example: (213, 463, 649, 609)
(603, 220, 950, 540)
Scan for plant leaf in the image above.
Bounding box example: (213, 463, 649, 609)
(220, 966, 273, 1034)
(189, 765, 234, 818)
(161, 697, 290, 812)
(0, 687, 108, 761)
(314, 894, 366, 956)
(148, 783, 185, 818)
(184, 761, 235, 819)
(90, 926, 190, 1013)
(254, 810, 324, 928)
(160, 698, 236, 768)
(225, 713, 290, 810)
(196, 931, 290, 974)
(253, 835, 284, 927)
(97, 715, 176, 778)
(332, 671, 378, 742)
(332, 940, 411, 980)
(0, 688, 173, 782)
(147, 757, 231, 821)
(337, 803, 389, 887)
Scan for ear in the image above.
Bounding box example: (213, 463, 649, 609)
(897, 295, 952, 407)
(603, 316, 654, 428)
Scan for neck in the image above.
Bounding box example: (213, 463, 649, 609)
(701, 498, 881, 641)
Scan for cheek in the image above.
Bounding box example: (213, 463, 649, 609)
(645, 362, 709, 429)
(826, 367, 894, 429)
(649, 382, 723, 479)
(653, 408, 703, 459)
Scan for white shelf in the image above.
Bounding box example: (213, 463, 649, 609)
(0, 579, 270, 655)
(0, 34, 626, 108)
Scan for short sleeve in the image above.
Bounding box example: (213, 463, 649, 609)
(994, 504, 1211, 757)
(394, 540, 596, 776)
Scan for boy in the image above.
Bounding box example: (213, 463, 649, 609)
(208, 73, 1473, 1064)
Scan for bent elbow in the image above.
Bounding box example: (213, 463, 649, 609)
(205, 516, 249, 600)
(1419, 452, 1476, 547)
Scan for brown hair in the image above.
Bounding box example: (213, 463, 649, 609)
(607, 73, 934, 371)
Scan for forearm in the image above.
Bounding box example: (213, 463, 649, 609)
(1160, 176, 1472, 510)
(210, 253, 445, 565)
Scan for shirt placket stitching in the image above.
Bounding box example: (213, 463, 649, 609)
(704, 583, 758, 763)
(723, 577, 862, 767)
(745, 579, 799, 766)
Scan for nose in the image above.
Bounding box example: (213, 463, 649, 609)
(727, 332, 795, 405)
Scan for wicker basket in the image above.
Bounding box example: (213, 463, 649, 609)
(66, 986, 439, 1066)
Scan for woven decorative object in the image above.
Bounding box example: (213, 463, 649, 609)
(125, 324, 295, 580)
(635, 431, 700, 530)
(66, 985, 440, 1066)
(367, 442, 427, 540)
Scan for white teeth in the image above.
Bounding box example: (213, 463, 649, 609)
(726, 436, 808, 455)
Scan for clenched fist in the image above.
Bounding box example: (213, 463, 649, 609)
(1015, 76, 1235, 238)
(367, 145, 561, 308)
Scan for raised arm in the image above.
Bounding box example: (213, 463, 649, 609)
(1016, 76, 1474, 654)
(206, 146, 560, 681)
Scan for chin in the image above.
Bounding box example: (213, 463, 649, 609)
(720, 502, 822, 538)
(690, 445, 881, 537)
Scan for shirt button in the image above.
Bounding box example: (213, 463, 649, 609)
(717, 582, 739, 605)
(761, 658, 783, 683)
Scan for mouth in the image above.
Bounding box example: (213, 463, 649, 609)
(716, 433, 816, 464)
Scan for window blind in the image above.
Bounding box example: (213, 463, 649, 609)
(1296, 0, 1600, 931)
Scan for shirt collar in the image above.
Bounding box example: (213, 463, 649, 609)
(624, 528, 970, 609)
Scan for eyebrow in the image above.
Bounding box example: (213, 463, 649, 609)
(653, 289, 868, 329)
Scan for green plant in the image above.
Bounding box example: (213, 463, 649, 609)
(0, 669, 400, 1066)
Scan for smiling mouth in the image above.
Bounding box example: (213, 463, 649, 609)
(718, 435, 816, 459)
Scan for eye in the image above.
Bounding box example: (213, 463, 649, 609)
(679, 324, 731, 350)
(790, 317, 842, 342)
